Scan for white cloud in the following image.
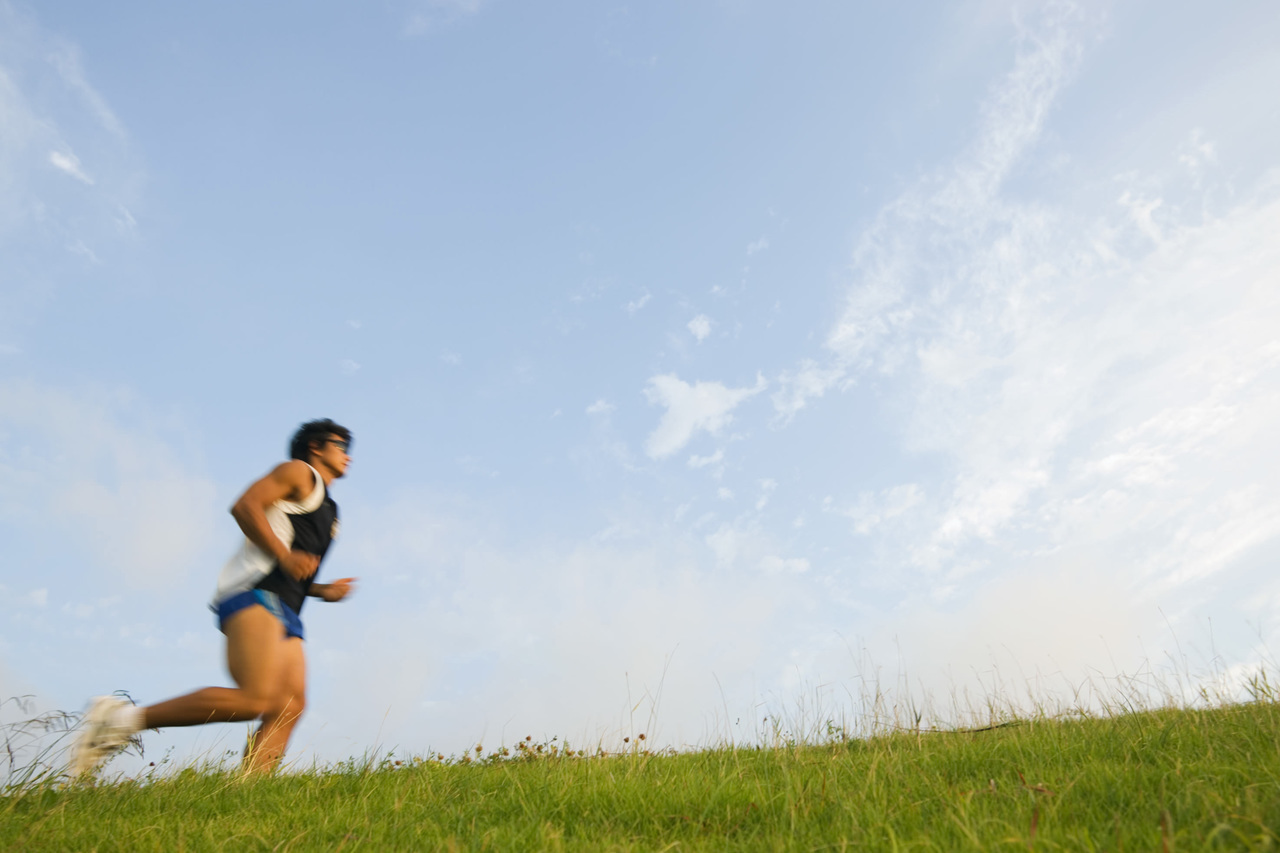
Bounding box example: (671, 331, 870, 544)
(774, 5, 1088, 418)
(841, 559, 1169, 725)
(114, 204, 136, 234)
(60, 594, 119, 620)
(585, 398, 615, 416)
(896, 184, 1280, 588)
(771, 359, 846, 423)
(339, 359, 361, 376)
(737, 5, 1280, 710)
(405, 0, 488, 36)
(49, 149, 92, 184)
(687, 449, 723, 469)
(759, 556, 808, 574)
(833, 484, 924, 535)
(704, 523, 742, 567)
(46, 43, 125, 138)
(643, 373, 765, 459)
(755, 479, 777, 511)
(746, 237, 769, 256)
(0, 381, 217, 587)
(702, 519, 804, 582)
(772, 4, 1280, 694)
(67, 239, 101, 263)
(626, 291, 651, 314)
(299, 495, 819, 757)
(1117, 190, 1164, 244)
(687, 314, 712, 342)
(0, 2, 139, 349)
(1177, 128, 1217, 179)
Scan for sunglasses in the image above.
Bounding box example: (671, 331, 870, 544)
(325, 438, 351, 454)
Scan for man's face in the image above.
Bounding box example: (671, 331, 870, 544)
(313, 434, 351, 478)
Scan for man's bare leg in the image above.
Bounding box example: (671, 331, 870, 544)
(141, 606, 289, 728)
(242, 637, 306, 774)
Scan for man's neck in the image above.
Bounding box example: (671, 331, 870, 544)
(306, 458, 337, 486)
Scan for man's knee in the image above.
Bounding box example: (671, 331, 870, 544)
(242, 695, 276, 719)
(265, 691, 306, 721)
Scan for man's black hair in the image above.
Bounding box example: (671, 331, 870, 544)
(289, 419, 352, 461)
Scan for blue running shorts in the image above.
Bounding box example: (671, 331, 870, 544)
(214, 589, 305, 640)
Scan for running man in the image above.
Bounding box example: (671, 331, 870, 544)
(71, 419, 357, 777)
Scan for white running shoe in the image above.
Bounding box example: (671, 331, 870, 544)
(69, 696, 136, 777)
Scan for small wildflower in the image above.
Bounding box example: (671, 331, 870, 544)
(638, 734, 646, 741)
(624, 737, 630, 743)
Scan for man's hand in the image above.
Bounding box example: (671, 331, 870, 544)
(315, 577, 357, 602)
(280, 549, 320, 582)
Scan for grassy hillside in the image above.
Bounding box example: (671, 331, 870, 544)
(4, 702, 1279, 851)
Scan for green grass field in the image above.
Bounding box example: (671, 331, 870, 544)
(4, 700, 1279, 851)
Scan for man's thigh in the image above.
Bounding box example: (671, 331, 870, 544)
(224, 604, 288, 700)
(278, 637, 307, 708)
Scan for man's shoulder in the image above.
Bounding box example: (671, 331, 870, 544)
(273, 458, 314, 476)
(268, 459, 317, 491)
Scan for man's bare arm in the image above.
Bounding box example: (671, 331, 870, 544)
(230, 460, 319, 581)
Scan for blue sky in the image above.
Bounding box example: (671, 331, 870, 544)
(3, 0, 1280, 771)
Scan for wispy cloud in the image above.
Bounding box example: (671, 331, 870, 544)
(46, 43, 126, 139)
(753, 2, 1280, 693)
(771, 5, 1088, 418)
(0, 1, 138, 338)
(852, 165, 1280, 595)
(686, 314, 712, 342)
(643, 373, 765, 459)
(829, 484, 924, 535)
(755, 479, 776, 511)
(625, 291, 651, 314)
(586, 398, 615, 416)
(687, 449, 724, 469)
(0, 381, 217, 588)
(771, 359, 845, 424)
(67, 239, 101, 263)
(759, 555, 808, 575)
(765, 5, 1093, 422)
(404, 0, 488, 36)
(311, 494, 820, 757)
(1177, 128, 1216, 181)
(49, 149, 93, 183)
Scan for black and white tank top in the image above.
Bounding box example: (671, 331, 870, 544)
(212, 464, 340, 613)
